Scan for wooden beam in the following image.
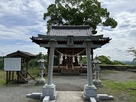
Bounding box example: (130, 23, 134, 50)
(40, 43, 102, 48)
(9, 71, 11, 83)
(26, 58, 29, 78)
(12, 71, 14, 81)
(17, 71, 19, 84)
(6, 71, 9, 84)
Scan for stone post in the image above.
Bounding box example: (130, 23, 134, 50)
(83, 39, 97, 101)
(41, 39, 57, 100)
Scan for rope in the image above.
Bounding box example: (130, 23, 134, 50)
(55, 49, 85, 57)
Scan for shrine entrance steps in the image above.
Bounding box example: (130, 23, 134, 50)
(61, 68, 79, 75)
(61, 64, 79, 75)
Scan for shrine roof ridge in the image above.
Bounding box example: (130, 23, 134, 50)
(49, 25, 93, 36)
(52, 25, 90, 29)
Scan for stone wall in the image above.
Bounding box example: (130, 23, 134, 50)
(100, 65, 136, 71)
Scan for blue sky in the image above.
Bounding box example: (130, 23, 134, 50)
(0, 0, 136, 61)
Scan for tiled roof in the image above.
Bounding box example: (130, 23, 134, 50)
(48, 25, 93, 36)
(31, 25, 111, 47)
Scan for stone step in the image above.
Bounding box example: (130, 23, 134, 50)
(61, 69, 79, 75)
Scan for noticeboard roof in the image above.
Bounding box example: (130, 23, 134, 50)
(6, 50, 36, 59)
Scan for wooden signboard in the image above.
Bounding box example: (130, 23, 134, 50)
(4, 58, 21, 71)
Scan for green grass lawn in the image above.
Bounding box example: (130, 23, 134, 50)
(0, 68, 47, 87)
(0, 70, 6, 87)
(99, 80, 136, 102)
(28, 68, 47, 80)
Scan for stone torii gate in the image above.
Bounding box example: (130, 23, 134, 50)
(27, 25, 113, 102)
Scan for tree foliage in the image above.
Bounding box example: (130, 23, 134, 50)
(29, 52, 48, 68)
(112, 60, 126, 65)
(43, 0, 117, 34)
(96, 55, 112, 64)
(96, 55, 126, 65)
(127, 47, 136, 62)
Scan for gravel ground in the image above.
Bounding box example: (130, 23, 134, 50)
(100, 70, 136, 82)
(0, 70, 136, 102)
(53, 74, 87, 91)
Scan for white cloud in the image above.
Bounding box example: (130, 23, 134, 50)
(0, 42, 46, 56)
(0, 0, 136, 61)
(0, 0, 50, 56)
(93, 0, 136, 61)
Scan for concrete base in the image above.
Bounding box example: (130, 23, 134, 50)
(26, 92, 42, 99)
(26, 91, 114, 102)
(82, 84, 113, 102)
(98, 94, 114, 100)
(35, 78, 46, 85)
(83, 84, 97, 101)
(93, 79, 103, 87)
(90, 97, 97, 102)
(26, 84, 57, 101)
(41, 84, 57, 100)
(43, 96, 50, 102)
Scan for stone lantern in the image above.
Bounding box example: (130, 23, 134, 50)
(93, 56, 102, 87)
(36, 55, 46, 85)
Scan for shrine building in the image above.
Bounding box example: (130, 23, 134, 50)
(31, 25, 110, 75)
(28, 25, 112, 101)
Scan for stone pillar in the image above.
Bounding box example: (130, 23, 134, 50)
(83, 39, 97, 101)
(47, 40, 55, 85)
(41, 39, 57, 100)
(86, 42, 92, 86)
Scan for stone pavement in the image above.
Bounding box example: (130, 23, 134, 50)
(50, 91, 88, 102)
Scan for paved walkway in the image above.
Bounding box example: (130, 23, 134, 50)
(51, 91, 87, 102)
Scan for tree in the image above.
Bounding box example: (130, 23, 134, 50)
(96, 55, 112, 64)
(112, 60, 126, 65)
(29, 53, 48, 68)
(95, 55, 126, 65)
(127, 47, 136, 61)
(43, 0, 117, 34)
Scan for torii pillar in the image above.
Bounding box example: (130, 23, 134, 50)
(26, 39, 57, 101)
(41, 39, 57, 100)
(83, 39, 97, 101)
